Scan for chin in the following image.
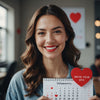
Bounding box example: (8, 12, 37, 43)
(44, 55, 58, 59)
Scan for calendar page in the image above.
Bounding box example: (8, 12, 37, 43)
(43, 78, 93, 100)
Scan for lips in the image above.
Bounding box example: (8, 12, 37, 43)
(44, 45, 58, 52)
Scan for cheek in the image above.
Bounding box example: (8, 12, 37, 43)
(57, 36, 67, 44)
(35, 37, 44, 47)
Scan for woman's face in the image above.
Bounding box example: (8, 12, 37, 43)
(35, 15, 68, 59)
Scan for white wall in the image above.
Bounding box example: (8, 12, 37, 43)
(21, 0, 95, 68)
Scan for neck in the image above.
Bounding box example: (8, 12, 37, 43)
(43, 56, 68, 78)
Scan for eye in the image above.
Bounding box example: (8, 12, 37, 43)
(38, 32, 45, 35)
(54, 30, 61, 34)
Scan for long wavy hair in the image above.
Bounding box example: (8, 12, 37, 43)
(21, 4, 81, 97)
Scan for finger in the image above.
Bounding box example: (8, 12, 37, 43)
(37, 96, 50, 100)
(89, 95, 98, 100)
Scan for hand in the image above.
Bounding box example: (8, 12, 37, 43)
(37, 96, 51, 100)
(89, 95, 100, 100)
(93, 77, 100, 81)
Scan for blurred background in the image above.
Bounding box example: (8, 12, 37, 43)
(0, 0, 100, 99)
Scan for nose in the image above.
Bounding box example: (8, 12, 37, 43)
(46, 32, 55, 44)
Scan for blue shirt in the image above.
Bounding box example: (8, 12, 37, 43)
(6, 64, 95, 100)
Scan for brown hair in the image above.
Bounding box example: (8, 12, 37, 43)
(21, 4, 81, 97)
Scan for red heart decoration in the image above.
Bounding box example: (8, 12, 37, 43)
(51, 87, 53, 89)
(55, 94, 58, 97)
(71, 68, 92, 87)
(70, 13, 81, 23)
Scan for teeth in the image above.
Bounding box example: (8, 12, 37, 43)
(46, 47, 56, 50)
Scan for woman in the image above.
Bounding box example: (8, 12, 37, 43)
(6, 4, 99, 100)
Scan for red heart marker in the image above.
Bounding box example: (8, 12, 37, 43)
(71, 68, 92, 87)
(51, 87, 53, 89)
(55, 94, 58, 97)
(70, 12, 81, 23)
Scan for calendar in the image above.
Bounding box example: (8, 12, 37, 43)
(43, 78, 93, 100)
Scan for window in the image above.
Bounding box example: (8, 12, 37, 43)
(0, 5, 7, 62)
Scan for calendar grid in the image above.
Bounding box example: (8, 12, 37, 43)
(43, 78, 93, 100)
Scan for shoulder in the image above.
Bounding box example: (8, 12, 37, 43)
(10, 68, 25, 83)
(13, 68, 25, 78)
(6, 68, 28, 94)
(8, 68, 27, 91)
(10, 68, 27, 89)
(6, 68, 42, 100)
(6, 69, 27, 99)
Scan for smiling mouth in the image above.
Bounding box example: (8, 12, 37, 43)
(44, 46, 58, 52)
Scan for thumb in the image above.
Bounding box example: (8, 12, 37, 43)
(89, 95, 100, 100)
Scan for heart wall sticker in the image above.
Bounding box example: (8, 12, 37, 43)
(71, 68, 92, 87)
(70, 13, 81, 23)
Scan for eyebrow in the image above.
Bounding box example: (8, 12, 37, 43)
(36, 26, 64, 31)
